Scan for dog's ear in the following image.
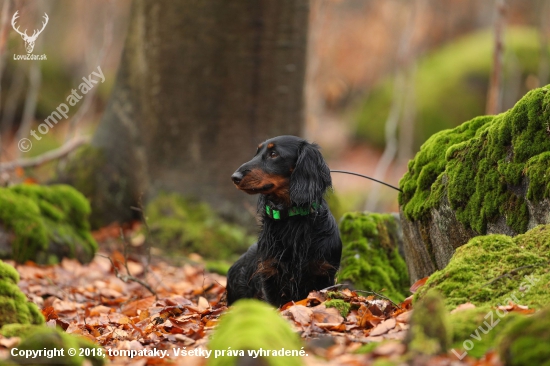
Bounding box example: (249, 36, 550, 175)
(289, 142, 332, 206)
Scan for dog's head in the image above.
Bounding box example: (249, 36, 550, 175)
(231, 135, 332, 207)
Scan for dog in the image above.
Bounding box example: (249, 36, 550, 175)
(227, 135, 342, 307)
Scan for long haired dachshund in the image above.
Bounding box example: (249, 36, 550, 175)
(227, 135, 342, 307)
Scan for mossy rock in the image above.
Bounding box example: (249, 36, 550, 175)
(208, 299, 303, 366)
(449, 306, 524, 359)
(338, 212, 409, 302)
(0, 185, 97, 264)
(496, 307, 550, 366)
(3, 325, 104, 366)
(0, 261, 44, 328)
(146, 192, 253, 260)
(354, 27, 546, 150)
(415, 224, 550, 310)
(405, 290, 451, 355)
(399, 85, 550, 281)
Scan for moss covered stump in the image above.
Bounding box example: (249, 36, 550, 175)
(497, 307, 550, 366)
(0, 261, 44, 328)
(208, 299, 303, 366)
(146, 192, 253, 260)
(399, 85, 550, 281)
(338, 212, 409, 302)
(405, 290, 451, 356)
(0, 184, 97, 264)
(415, 224, 550, 310)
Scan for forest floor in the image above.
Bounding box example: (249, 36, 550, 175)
(0, 223, 526, 366)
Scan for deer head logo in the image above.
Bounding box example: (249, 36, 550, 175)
(11, 11, 49, 54)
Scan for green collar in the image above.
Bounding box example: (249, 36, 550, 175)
(265, 202, 319, 220)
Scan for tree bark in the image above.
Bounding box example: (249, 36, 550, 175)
(63, 0, 309, 226)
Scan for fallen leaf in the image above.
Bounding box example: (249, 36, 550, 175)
(451, 302, 476, 314)
(369, 318, 396, 336)
(410, 276, 429, 293)
(287, 305, 312, 325)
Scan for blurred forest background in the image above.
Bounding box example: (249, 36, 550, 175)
(0, 0, 549, 224)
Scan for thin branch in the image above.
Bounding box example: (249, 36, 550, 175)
(486, 0, 506, 115)
(98, 253, 157, 298)
(482, 261, 549, 287)
(352, 289, 402, 309)
(0, 136, 90, 172)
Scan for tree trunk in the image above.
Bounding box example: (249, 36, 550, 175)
(62, 0, 309, 227)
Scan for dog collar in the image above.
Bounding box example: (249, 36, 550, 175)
(265, 202, 319, 220)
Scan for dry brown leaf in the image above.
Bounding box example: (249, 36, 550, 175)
(89, 305, 114, 316)
(312, 305, 344, 325)
(287, 305, 313, 325)
(451, 302, 477, 314)
(121, 296, 156, 316)
(410, 276, 430, 293)
(0, 336, 20, 348)
(369, 318, 396, 336)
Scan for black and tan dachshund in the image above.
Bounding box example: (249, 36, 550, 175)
(227, 135, 342, 307)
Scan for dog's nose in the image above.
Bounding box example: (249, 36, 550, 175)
(231, 171, 243, 185)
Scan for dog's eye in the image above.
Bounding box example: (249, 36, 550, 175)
(269, 151, 279, 158)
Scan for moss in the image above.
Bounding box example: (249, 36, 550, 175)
(496, 307, 550, 366)
(0, 324, 40, 339)
(338, 212, 409, 303)
(209, 299, 303, 366)
(449, 306, 523, 359)
(400, 85, 550, 236)
(146, 192, 253, 260)
(354, 27, 546, 150)
(0, 261, 44, 327)
(7, 327, 104, 366)
(325, 299, 351, 318)
(415, 224, 550, 310)
(0, 185, 97, 264)
(406, 290, 451, 355)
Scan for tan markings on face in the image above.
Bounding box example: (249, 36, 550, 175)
(235, 169, 291, 204)
(258, 143, 263, 149)
(267, 143, 274, 149)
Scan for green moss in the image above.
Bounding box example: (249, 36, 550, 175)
(209, 299, 303, 366)
(415, 224, 550, 310)
(496, 307, 550, 366)
(338, 212, 409, 302)
(449, 306, 523, 359)
(325, 299, 351, 317)
(8, 327, 104, 366)
(0, 185, 97, 264)
(400, 85, 550, 235)
(0, 261, 44, 327)
(146, 192, 253, 260)
(0, 324, 39, 339)
(406, 290, 451, 355)
(354, 27, 546, 150)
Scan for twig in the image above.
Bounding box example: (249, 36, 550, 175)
(0, 136, 90, 172)
(98, 253, 157, 298)
(352, 289, 402, 309)
(482, 261, 549, 287)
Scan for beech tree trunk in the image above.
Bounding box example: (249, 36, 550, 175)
(64, 0, 309, 226)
